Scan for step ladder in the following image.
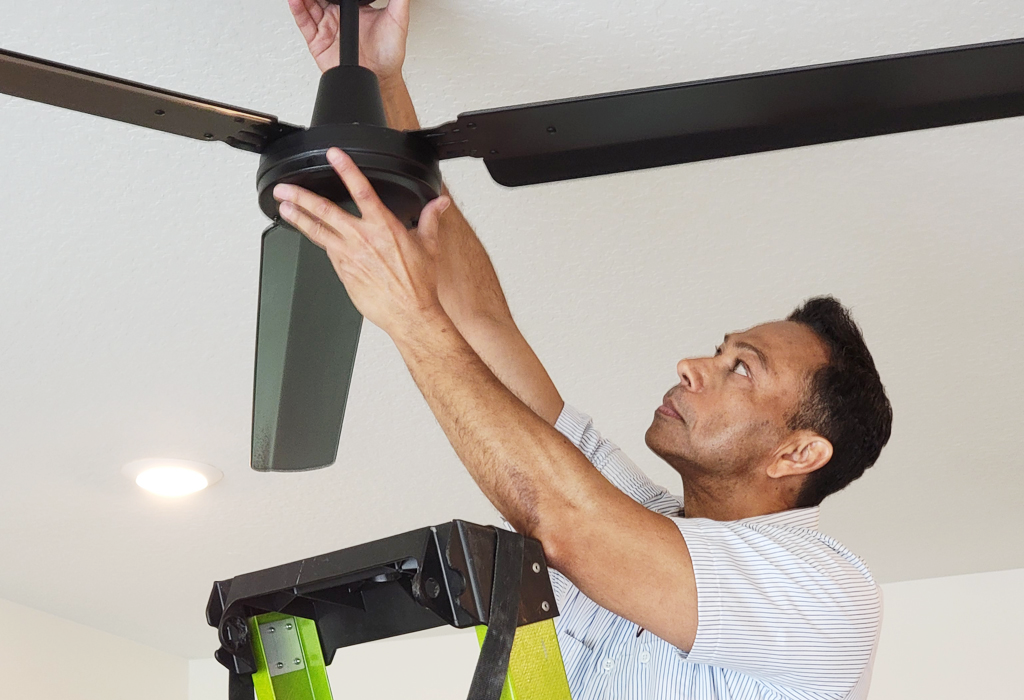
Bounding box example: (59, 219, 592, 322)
(207, 520, 573, 700)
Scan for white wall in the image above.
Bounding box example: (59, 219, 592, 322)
(189, 657, 228, 700)
(331, 627, 482, 697)
(0, 596, 187, 700)
(869, 567, 1024, 699)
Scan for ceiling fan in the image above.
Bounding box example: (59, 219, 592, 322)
(2, 0, 1023, 474)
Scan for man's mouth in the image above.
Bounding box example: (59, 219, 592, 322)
(656, 394, 684, 422)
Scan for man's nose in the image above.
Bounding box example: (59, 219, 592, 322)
(676, 358, 704, 392)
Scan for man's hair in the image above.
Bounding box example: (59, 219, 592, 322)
(786, 296, 892, 507)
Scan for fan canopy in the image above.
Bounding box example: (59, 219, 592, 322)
(256, 123, 441, 228)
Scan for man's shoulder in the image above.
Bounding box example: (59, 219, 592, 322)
(678, 506, 878, 590)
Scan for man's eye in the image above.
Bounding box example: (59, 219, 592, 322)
(733, 361, 750, 378)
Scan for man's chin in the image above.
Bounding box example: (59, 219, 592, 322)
(645, 420, 686, 461)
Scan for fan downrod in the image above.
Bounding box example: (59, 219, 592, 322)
(258, 0, 441, 228)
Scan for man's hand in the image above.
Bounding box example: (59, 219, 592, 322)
(287, 0, 410, 84)
(273, 148, 451, 339)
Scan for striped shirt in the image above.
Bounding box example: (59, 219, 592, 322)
(547, 404, 882, 700)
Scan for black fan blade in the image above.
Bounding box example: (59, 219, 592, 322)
(252, 223, 363, 472)
(0, 47, 301, 153)
(418, 38, 1024, 186)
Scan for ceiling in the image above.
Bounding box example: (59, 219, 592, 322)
(1, 0, 1022, 660)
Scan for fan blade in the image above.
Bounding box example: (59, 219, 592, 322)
(252, 223, 363, 472)
(418, 37, 1024, 186)
(0, 47, 300, 153)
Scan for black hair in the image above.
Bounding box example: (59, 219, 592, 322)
(787, 296, 892, 507)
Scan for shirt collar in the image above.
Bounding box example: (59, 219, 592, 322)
(739, 506, 820, 530)
(677, 505, 821, 530)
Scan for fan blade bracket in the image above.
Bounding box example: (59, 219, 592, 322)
(414, 121, 479, 159)
(227, 122, 305, 154)
(0, 47, 302, 153)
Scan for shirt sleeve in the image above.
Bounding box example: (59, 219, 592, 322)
(554, 403, 682, 517)
(677, 516, 882, 698)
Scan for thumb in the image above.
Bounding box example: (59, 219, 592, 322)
(414, 195, 450, 255)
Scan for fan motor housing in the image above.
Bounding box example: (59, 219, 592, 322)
(257, 123, 442, 229)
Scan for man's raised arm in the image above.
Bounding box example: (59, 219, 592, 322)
(378, 78, 565, 425)
(287, 0, 563, 424)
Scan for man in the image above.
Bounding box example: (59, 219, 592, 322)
(281, 2, 893, 698)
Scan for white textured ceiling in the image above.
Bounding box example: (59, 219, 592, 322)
(1, 0, 1023, 660)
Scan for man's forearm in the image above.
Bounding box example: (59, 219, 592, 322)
(378, 79, 564, 424)
(379, 76, 421, 132)
(391, 310, 608, 548)
(379, 78, 513, 325)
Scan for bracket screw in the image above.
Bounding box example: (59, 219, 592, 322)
(541, 601, 550, 612)
(275, 662, 284, 670)
(268, 626, 275, 633)
(294, 658, 302, 666)
(425, 578, 441, 599)
(285, 623, 293, 630)
(532, 563, 541, 573)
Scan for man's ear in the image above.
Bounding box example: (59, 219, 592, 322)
(766, 431, 833, 479)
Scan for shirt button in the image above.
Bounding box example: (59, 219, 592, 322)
(602, 658, 614, 672)
(639, 651, 651, 664)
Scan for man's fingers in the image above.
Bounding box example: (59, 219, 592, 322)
(287, 0, 322, 45)
(298, 0, 332, 25)
(278, 201, 342, 253)
(273, 182, 361, 239)
(273, 182, 358, 251)
(326, 148, 388, 219)
(288, 0, 338, 67)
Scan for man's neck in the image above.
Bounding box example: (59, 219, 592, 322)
(680, 472, 797, 521)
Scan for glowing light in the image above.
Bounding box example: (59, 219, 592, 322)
(122, 459, 222, 497)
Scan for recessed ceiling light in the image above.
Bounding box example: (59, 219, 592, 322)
(122, 459, 223, 497)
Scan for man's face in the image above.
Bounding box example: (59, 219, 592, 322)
(645, 321, 828, 480)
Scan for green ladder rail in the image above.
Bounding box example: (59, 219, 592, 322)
(475, 620, 572, 700)
(243, 614, 570, 700)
